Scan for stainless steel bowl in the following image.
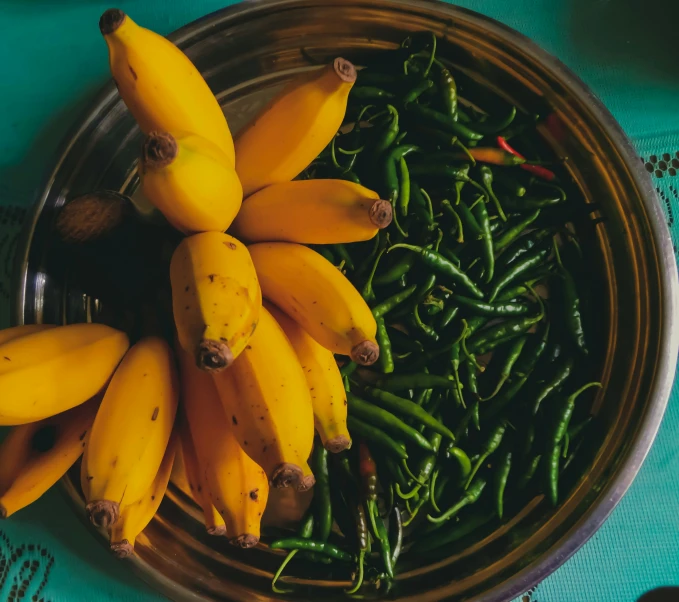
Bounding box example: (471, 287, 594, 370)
(12, 0, 679, 600)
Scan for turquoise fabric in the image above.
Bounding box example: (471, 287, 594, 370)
(1, 1, 678, 600)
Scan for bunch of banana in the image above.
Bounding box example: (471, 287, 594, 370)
(170, 231, 261, 372)
(235, 58, 357, 196)
(232, 179, 392, 244)
(140, 131, 243, 234)
(83, 336, 178, 529)
(179, 346, 269, 548)
(213, 307, 315, 491)
(0, 323, 129, 426)
(0, 398, 99, 518)
(109, 432, 177, 558)
(248, 242, 379, 365)
(266, 303, 351, 453)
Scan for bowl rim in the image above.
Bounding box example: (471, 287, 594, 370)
(11, 1, 679, 601)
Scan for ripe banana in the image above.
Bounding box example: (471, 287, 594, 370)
(140, 131, 242, 234)
(110, 431, 177, 558)
(232, 179, 392, 244)
(99, 9, 235, 165)
(266, 302, 351, 453)
(0, 398, 99, 518)
(248, 243, 379, 365)
(170, 232, 261, 372)
(179, 347, 269, 547)
(235, 58, 357, 196)
(0, 324, 56, 346)
(83, 336, 178, 529)
(177, 415, 226, 536)
(0, 324, 129, 426)
(213, 307, 315, 491)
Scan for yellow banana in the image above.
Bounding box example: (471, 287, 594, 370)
(232, 179, 392, 244)
(0, 324, 129, 426)
(170, 232, 261, 372)
(83, 336, 178, 529)
(0, 398, 99, 518)
(248, 243, 379, 365)
(140, 131, 242, 234)
(213, 307, 315, 491)
(110, 431, 177, 558)
(179, 347, 269, 547)
(235, 58, 357, 196)
(266, 303, 351, 453)
(0, 324, 56, 346)
(177, 415, 226, 536)
(99, 9, 235, 165)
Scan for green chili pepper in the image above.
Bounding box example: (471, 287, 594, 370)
(375, 317, 395, 374)
(317, 247, 335, 263)
(333, 243, 355, 271)
(567, 415, 593, 442)
(471, 195, 495, 282)
(466, 421, 507, 487)
(438, 64, 458, 118)
(478, 165, 507, 221)
(381, 143, 421, 203)
(445, 445, 473, 480)
(373, 104, 400, 157)
(347, 394, 433, 452)
(504, 195, 564, 211)
(363, 386, 456, 440)
(382, 454, 408, 489)
(463, 357, 480, 400)
(513, 322, 550, 377)
(453, 295, 531, 317)
(409, 164, 488, 200)
(484, 336, 529, 401)
(389, 243, 484, 299)
(493, 449, 512, 519)
(369, 500, 394, 579)
(428, 476, 487, 523)
(546, 382, 601, 505)
(340, 361, 357, 378)
(311, 444, 333, 541)
(488, 244, 551, 302)
(346, 416, 408, 460)
(516, 454, 542, 490)
(406, 103, 483, 140)
(398, 155, 411, 217)
(411, 180, 436, 228)
(270, 538, 353, 562)
(493, 210, 541, 254)
(372, 285, 418, 319)
(412, 511, 494, 554)
(361, 248, 385, 303)
(350, 86, 396, 101)
(437, 304, 460, 330)
(466, 309, 543, 355)
(403, 78, 434, 104)
(497, 228, 552, 273)
(389, 506, 404, 567)
(456, 199, 484, 239)
(412, 303, 439, 342)
(368, 372, 457, 393)
(271, 510, 316, 593)
(532, 356, 574, 415)
(440, 200, 464, 243)
(374, 251, 418, 285)
(554, 239, 589, 355)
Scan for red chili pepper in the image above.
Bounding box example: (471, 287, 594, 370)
(358, 442, 379, 501)
(496, 136, 556, 181)
(467, 147, 525, 166)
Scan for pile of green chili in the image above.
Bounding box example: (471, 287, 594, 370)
(269, 31, 603, 596)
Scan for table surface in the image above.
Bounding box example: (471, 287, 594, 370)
(1, 1, 679, 601)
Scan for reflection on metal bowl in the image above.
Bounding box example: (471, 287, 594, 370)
(12, 0, 678, 600)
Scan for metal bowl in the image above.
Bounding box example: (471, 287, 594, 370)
(12, 0, 679, 600)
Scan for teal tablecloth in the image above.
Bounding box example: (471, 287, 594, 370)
(1, 1, 679, 601)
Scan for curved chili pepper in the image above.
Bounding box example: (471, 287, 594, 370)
(463, 357, 480, 401)
(444, 444, 473, 480)
(428, 476, 487, 523)
(347, 394, 433, 452)
(363, 386, 456, 440)
(403, 486, 431, 526)
(513, 322, 550, 376)
(346, 416, 408, 460)
(270, 538, 353, 562)
(389, 243, 484, 299)
(440, 200, 464, 243)
(374, 251, 418, 285)
(407, 103, 483, 140)
(369, 500, 394, 578)
(496, 228, 552, 271)
(554, 239, 589, 355)
(412, 303, 439, 342)
(546, 382, 602, 505)
(271, 510, 315, 593)
(311, 444, 333, 542)
(398, 155, 411, 217)
(471, 196, 495, 282)
(478, 165, 507, 221)
(465, 421, 507, 488)
(369, 372, 457, 392)
(402, 78, 434, 104)
(493, 449, 512, 519)
(497, 136, 556, 181)
(493, 210, 541, 254)
(531, 356, 574, 415)
(373, 104, 400, 157)
(488, 243, 551, 302)
(411, 180, 436, 228)
(375, 317, 395, 374)
(471, 106, 517, 135)
(409, 164, 488, 200)
(438, 304, 460, 331)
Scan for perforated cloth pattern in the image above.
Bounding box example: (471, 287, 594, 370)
(1, 1, 678, 601)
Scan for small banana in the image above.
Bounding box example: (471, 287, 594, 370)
(83, 336, 178, 529)
(179, 347, 269, 547)
(0, 398, 99, 518)
(140, 131, 242, 234)
(266, 302, 351, 453)
(0, 324, 129, 426)
(232, 179, 392, 244)
(170, 232, 261, 372)
(248, 242, 379, 365)
(110, 431, 177, 558)
(213, 307, 315, 491)
(177, 416, 226, 536)
(235, 58, 357, 196)
(0, 324, 56, 346)
(99, 9, 235, 165)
